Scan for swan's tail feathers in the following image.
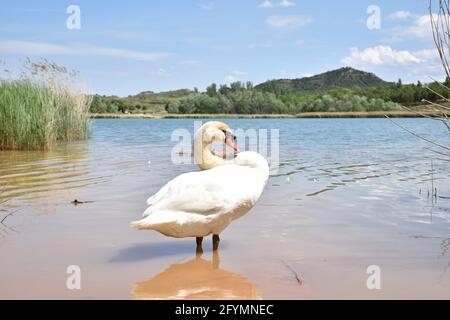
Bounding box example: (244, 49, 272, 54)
(130, 219, 153, 230)
(130, 211, 209, 238)
(130, 211, 185, 232)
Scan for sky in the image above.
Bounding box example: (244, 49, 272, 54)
(0, 0, 444, 96)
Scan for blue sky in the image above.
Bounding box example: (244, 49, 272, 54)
(0, 0, 442, 96)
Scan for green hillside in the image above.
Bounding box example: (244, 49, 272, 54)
(256, 67, 391, 93)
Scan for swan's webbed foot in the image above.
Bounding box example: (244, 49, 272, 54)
(212, 234, 220, 251)
(196, 237, 203, 256)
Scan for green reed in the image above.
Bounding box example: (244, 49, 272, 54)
(0, 62, 91, 150)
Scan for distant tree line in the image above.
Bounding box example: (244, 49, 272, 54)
(90, 78, 450, 114)
(165, 81, 401, 114)
(89, 95, 166, 114)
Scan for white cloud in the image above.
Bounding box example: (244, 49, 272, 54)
(231, 70, 248, 76)
(388, 14, 438, 40)
(224, 75, 237, 83)
(259, 0, 296, 9)
(246, 42, 273, 49)
(265, 15, 312, 28)
(259, 0, 273, 8)
(413, 48, 439, 60)
(153, 68, 172, 77)
(224, 70, 248, 83)
(342, 45, 442, 82)
(0, 40, 172, 62)
(342, 46, 421, 66)
(279, 0, 296, 7)
(199, 3, 214, 11)
(398, 14, 433, 38)
(387, 11, 415, 20)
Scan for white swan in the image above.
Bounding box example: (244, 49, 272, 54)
(131, 121, 269, 250)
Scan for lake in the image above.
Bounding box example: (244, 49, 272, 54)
(0, 118, 449, 299)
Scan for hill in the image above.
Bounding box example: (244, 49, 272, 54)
(255, 67, 391, 93)
(132, 89, 192, 100)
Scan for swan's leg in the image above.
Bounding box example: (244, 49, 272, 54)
(212, 249, 220, 269)
(196, 237, 203, 256)
(212, 234, 220, 251)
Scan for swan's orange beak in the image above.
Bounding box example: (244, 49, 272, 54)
(225, 134, 240, 153)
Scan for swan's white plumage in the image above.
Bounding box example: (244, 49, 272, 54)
(131, 151, 269, 238)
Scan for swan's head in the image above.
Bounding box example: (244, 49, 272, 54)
(194, 121, 240, 170)
(196, 121, 239, 153)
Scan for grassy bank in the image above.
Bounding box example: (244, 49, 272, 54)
(91, 110, 449, 119)
(0, 78, 91, 150)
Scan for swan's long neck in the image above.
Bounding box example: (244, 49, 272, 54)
(194, 133, 231, 170)
(193, 125, 269, 177)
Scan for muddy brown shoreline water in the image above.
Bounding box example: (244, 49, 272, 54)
(0, 118, 449, 299)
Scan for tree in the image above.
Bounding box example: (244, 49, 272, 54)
(166, 100, 180, 113)
(90, 95, 107, 113)
(230, 81, 244, 92)
(206, 83, 217, 97)
(218, 84, 230, 95)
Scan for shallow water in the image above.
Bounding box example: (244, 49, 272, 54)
(0, 118, 449, 299)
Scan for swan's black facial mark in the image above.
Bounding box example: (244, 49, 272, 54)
(222, 129, 239, 153)
(222, 130, 237, 142)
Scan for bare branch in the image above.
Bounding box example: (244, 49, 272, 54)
(385, 116, 450, 151)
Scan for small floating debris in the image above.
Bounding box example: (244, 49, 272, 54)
(307, 188, 333, 197)
(282, 260, 304, 286)
(409, 235, 440, 239)
(177, 151, 192, 156)
(71, 199, 94, 206)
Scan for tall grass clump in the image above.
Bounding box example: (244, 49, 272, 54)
(0, 60, 91, 150)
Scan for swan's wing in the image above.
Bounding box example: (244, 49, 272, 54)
(143, 165, 260, 217)
(146, 180, 173, 206)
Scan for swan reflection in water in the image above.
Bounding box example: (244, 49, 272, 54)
(132, 251, 262, 300)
